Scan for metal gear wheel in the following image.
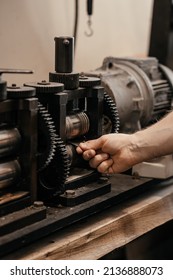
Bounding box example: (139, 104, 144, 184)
(37, 102, 70, 195)
(38, 138, 70, 196)
(24, 81, 64, 95)
(37, 102, 57, 171)
(7, 85, 36, 98)
(79, 75, 101, 88)
(49, 72, 79, 90)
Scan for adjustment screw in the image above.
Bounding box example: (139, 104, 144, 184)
(79, 72, 88, 79)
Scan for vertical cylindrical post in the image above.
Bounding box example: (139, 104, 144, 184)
(54, 37, 74, 73)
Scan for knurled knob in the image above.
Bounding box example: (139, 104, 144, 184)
(49, 72, 79, 90)
(7, 84, 36, 99)
(79, 75, 101, 88)
(24, 81, 64, 94)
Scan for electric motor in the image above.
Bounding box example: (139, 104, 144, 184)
(87, 57, 173, 133)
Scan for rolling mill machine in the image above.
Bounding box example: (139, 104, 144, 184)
(1, 37, 173, 257)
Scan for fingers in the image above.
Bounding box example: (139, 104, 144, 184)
(89, 154, 114, 174)
(76, 137, 114, 174)
(89, 153, 109, 167)
(76, 146, 84, 154)
(82, 149, 96, 160)
(76, 141, 114, 174)
(97, 159, 114, 174)
(76, 143, 97, 161)
(76, 137, 105, 160)
(77, 138, 104, 152)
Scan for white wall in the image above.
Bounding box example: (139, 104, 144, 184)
(0, 0, 154, 85)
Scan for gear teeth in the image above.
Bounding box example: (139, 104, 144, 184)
(24, 81, 64, 94)
(56, 137, 70, 179)
(49, 72, 79, 90)
(37, 102, 57, 171)
(7, 85, 36, 99)
(79, 75, 101, 88)
(38, 101, 70, 191)
(104, 92, 120, 133)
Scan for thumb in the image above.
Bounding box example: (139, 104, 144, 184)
(78, 137, 104, 151)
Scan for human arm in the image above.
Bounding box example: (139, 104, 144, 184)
(76, 111, 173, 174)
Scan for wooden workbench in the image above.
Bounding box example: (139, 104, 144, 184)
(3, 176, 173, 260)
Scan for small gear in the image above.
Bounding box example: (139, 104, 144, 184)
(49, 72, 79, 90)
(7, 84, 36, 99)
(79, 75, 101, 88)
(103, 91, 120, 133)
(24, 81, 64, 94)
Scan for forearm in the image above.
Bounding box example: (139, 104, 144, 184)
(132, 111, 173, 162)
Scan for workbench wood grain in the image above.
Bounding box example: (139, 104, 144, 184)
(4, 179, 173, 260)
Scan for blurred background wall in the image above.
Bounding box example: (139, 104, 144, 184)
(0, 0, 154, 84)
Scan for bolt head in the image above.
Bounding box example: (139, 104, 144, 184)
(33, 201, 44, 208)
(65, 190, 75, 197)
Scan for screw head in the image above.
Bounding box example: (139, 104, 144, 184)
(63, 39, 70, 45)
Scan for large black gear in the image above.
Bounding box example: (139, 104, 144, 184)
(38, 138, 70, 198)
(37, 102, 70, 197)
(37, 102, 57, 171)
(103, 91, 120, 133)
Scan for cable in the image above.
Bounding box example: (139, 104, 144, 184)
(73, 0, 79, 52)
(87, 0, 93, 16)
